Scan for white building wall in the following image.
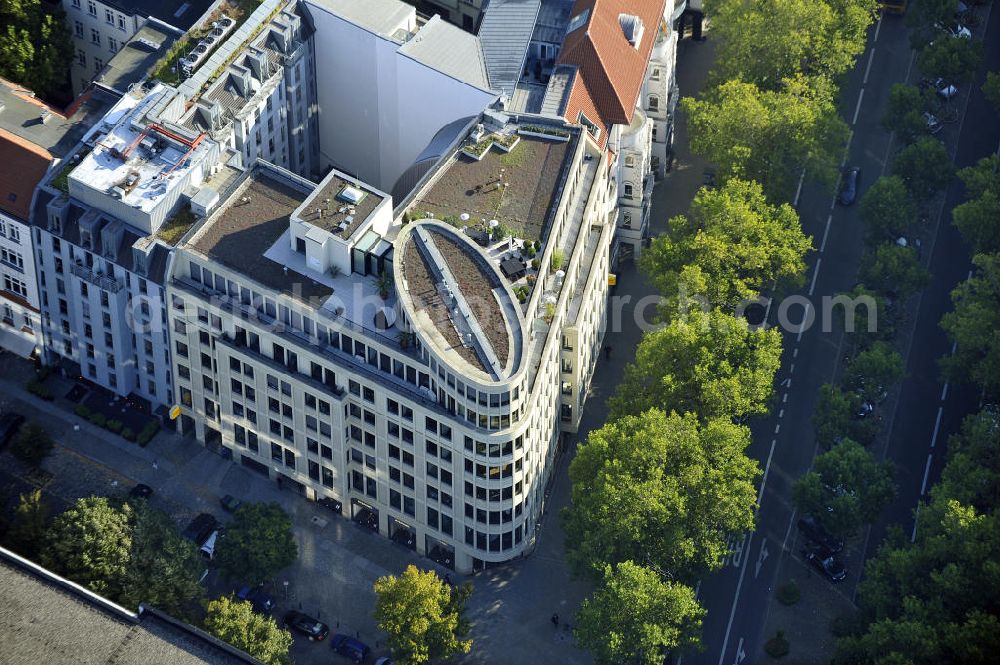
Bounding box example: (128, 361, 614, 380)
(64, 0, 142, 96)
(0, 214, 43, 356)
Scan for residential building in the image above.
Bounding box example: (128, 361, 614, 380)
(409, 0, 488, 32)
(166, 109, 613, 572)
(31, 84, 228, 410)
(0, 80, 113, 358)
(0, 546, 265, 664)
(62, 0, 214, 96)
(94, 18, 185, 97)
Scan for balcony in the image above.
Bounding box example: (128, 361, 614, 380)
(70, 263, 123, 293)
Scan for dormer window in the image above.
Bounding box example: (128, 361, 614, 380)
(567, 9, 590, 34)
(578, 112, 600, 140)
(619, 14, 645, 49)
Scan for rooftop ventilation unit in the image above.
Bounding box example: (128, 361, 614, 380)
(134, 37, 161, 52)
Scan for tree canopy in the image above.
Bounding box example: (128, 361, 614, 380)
(0, 0, 73, 100)
(564, 410, 759, 579)
(953, 154, 1000, 254)
(204, 596, 293, 665)
(859, 242, 930, 299)
(984, 72, 1000, 111)
(9, 422, 54, 467)
(843, 341, 904, 404)
(608, 309, 782, 422)
(373, 565, 472, 665)
(575, 562, 705, 665)
(793, 439, 896, 537)
(892, 136, 955, 202)
(217, 502, 297, 585)
(684, 76, 848, 200)
(881, 84, 934, 144)
(917, 33, 982, 84)
(812, 383, 880, 449)
(4, 489, 49, 560)
(641, 178, 811, 308)
(940, 253, 1000, 392)
(859, 176, 918, 242)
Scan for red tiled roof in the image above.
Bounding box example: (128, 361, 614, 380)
(0, 127, 52, 222)
(557, 0, 666, 144)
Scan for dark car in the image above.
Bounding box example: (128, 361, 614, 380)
(0, 413, 25, 448)
(282, 611, 329, 641)
(839, 166, 861, 205)
(316, 496, 343, 514)
(220, 494, 243, 513)
(798, 515, 844, 553)
(182, 513, 218, 546)
(803, 543, 847, 582)
(236, 585, 275, 613)
(331, 634, 371, 662)
(128, 483, 154, 499)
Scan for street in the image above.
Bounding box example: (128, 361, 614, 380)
(685, 5, 999, 664)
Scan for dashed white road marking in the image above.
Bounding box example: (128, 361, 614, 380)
(808, 258, 822, 296)
(852, 88, 866, 126)
(930, 407, 943, 448)
(820, 214, 833, 252)
(920, 454, 933, 495)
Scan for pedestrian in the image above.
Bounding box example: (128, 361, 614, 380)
(551, 613, 559, 628)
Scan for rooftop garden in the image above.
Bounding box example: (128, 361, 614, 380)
(156, 206, 198, 245)
(151, 0, 262, 86)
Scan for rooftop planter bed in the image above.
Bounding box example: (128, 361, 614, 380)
(461, 137, 495, 161)
(518, 125, 571, 142)
(492, 133, 521, 153)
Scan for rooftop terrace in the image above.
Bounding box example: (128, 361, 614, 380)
(296, 171, 385, 239)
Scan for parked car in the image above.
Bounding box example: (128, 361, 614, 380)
(316, 496, 343, 514)
(282, 611, 329, 641)
(374, 658, 394, 665)
(220, 495, 242, 513)
(936, 21, 972, 38)
(331, 634, 371, 662)
(199, 529, 220, 560)
(128, 483, 154, 499)
(923, 112, 942, 134)
(236, 585, 275, 613)
(0, 413, 25, 448)
(182, 513, 218, 546)
(798, 515, 844, 553)
(803, 543, 847, 582)
(838, 166, 861, 205)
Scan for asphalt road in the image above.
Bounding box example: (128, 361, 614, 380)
(683, 7, 998, 664)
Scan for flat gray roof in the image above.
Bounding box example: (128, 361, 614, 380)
(305, 0, 414, 37)
(98, 21, 183, 95)
(398, 16, 491, 91)
(0, 82, 114, 158)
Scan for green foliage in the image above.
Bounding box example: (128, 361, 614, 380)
(74, 404, 90, 418)
(4, 489, 49, 559)
(953, 154, 1000, 254)
(984, 71, 1000, 111)
(843, 341, 904, 403)
(42, 497, 204, 613)
(906, 0, 960, 46)
(859, 242, 930, 299)
(764, 631, 791, 658)
(608, 309, 783, 422)
(931, 410, 1000, 514)
(551, 248, 565, 271)
(917, 35, 982, 84)
(709, 0, 877, 89)
(812, 383, 880, 449)
(513, 285, 529, 303)
(26, 379, 52, 400)
(136, 420, 160, 446)
(89, 412, 107, 428)
(564, 410, 759, 579)
(833, 285, 896, 349)
(121, 427, 136, 442)
(217, 502, 297, 585)
(776, 581, 801, 606)
(684, 76, 848, 200)
(793, 439, 896, 537)
(373, 565, 472, 665)
(105, 419, 123, 434)
(641, 179, 811, 309)
(204, 596, 293, 665)
(43, 497, 133, 599)
(0, 0, 73, 99)
(892, 137, 955, 202)
(859, 176, 918, 241)
(574, 561, 705, 665)
(940, 253, 1000, 391)
(10, 422, 54, 467)
(881, 84, 933, 143)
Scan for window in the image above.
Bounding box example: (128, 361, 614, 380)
(3, 275, 27, 297)
(88, 1, 96, 16)
(91, 29, 100, 46)
(105, 9, 113, 23)
(623, 182, 634, 198)
(72, 0, 80, 7)
(651, 67, 661, 80)
(647, 95, 659, 111)
(622, 211, 633, 229)
(94, 58, 103, 73)
(108, 37, 117, 53)
(624, 154, 636, 168)
(118, 15, 126, 30)
(75, 21, 84, 38)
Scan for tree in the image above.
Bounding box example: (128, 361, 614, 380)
(121, 501, 204, 615)
(859, 242, 930, 299)
(708, 0, 877, 88)
(953, 154, 1000, 254)
(940, 253, 1000, 391)
(859, 175, 918, 242)
(835, 284, 898, 348)
(217, 502, 297, 585)
(0, 0, 72, 100)
(984, 71, 1000, 111)
(684, 76, 848, 199)
(564, 410, 759, 579)
(793, 439, 895, 537)
(204, 595, 293, 665)
(373, 565, 472, 665)
(4, 489, 49, 559)
(917, 34, 982, 84)
(881, 84, 933, 143)
(641, 179, 812, 308)
(931, 410, 1000, 514)
(43, 497, 133, 599)
(811, 384, 880, 449)
(906, 0, 959, 48)
(608, 309, 782, 422)
(9, 422, 54, 467)
(843, 341, 904, 403)
(575, 562, 705, 665)
(892, 136, 955, 202)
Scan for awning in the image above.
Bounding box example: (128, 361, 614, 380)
(0, 328, 37, 357)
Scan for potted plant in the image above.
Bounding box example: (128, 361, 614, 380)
(375, 271, 393, 300)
